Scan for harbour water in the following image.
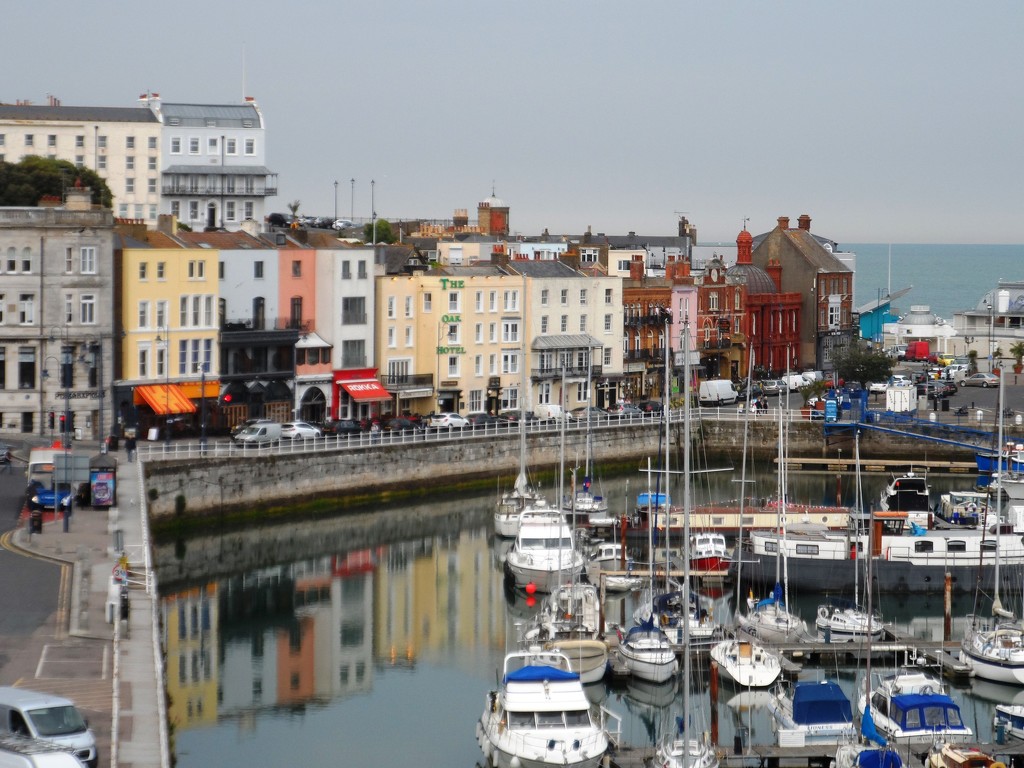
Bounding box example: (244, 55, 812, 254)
(166, 467, 1019, 767)
(848, 242, 1024, 321)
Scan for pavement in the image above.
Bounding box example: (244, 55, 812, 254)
(2, 440, 168, 768)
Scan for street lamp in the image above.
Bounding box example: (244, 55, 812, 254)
(333, 180, 338, 221)
(155, 328, 171, 447)
(350, 178, 355, 222)
(197, 362, 208, 454)
(46, 327, 73, 533)
(371, 179, 377, 246)
(985, 299, 995, 372)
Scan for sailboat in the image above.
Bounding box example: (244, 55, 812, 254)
(738, 386, 808, 643)
(652, 309, 719, 768)
(961, 369, 1024, 684)
(816, 432, 884, 643)
(524, 581, 609, 685)
(561, 367, 609, 525)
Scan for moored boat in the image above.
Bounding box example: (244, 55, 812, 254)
(768, 679, 856, 746)
(709, 636, 780, 688)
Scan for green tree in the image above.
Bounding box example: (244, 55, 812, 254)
(0, 156, 113, 208)
(287, 200, 301, 218)
(363, 218, 396, 244)
(832, 343, 892, 387)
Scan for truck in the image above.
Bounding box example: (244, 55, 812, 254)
(698, 379, 738, 407)
(902, 340, 932, 362)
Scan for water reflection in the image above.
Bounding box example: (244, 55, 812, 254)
(166, 469, 1011, 767)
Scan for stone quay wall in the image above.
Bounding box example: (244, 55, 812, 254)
(144, 418, 973, 523)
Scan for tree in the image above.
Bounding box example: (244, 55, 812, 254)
(362, 218, 396, 244)
(287, 200, 301, 218)
(831, 343, 892, 387)
(0, 156, 113, 208)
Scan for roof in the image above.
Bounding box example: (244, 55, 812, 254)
(175, 231, 266, 249)
(163, 164, 274, 176)
(159, 102, 262, 128)
(856, 287, 913, 314)
(754, 227, 851, 273)
(532, 333, 604, 350)
(503, 261, 583, 279)
(726, 262, 777, 294)
(0, 104, 158, 123)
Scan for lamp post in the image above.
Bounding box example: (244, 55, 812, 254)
(986, 299, 995, 372)
(350, 178, 355, 222)
(371, 179, 377, 246)
(333, 180, 338, 221)
(197, 362, 208, 454)
(156, 328, 171, 447)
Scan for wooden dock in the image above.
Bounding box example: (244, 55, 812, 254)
(778, 456, 977, 474)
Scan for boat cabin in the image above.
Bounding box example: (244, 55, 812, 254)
(927, 744, 996, 768)
(871, 692, 968, 735)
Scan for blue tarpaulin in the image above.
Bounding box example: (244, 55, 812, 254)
(505, 665, 579, 683)
(792, 681, 853, 725)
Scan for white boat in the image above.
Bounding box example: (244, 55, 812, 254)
(588, 541, 643, 593)
(859, 652, 973, 747)
(504, 517, 585, 594)
(615, 618, 678, 684)
(537, 640, 609, 687)
(709, 637, 780, 688)
(636, 586, 720, 649)
(476, 649, 620, 768)
(995, 703, 1024, 740)
(654, 719, 719, 768)
(879, 470, 931, 528)
(936, 490, 988, 529)
(816, 598, 884, 643)
(834, 745, 903, 768)
(690, 531, 730, 577)
(524, 582, 609, 685)
(926, 743, 998, 768)
(768, 679, 856, 746)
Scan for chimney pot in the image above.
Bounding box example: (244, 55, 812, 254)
(798, 214, 811, 231)
(777, 216, 790, 230)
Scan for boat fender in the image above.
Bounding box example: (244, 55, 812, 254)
(661, 614, 670, 626)
(992, 761, 1006, 768)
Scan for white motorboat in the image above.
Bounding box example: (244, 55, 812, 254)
(504, 517, 585, 594)
(588, 541, 643, 593)
(858, 652, 973, 747)
(524, 583, 609, 685)
(538, 640, 609, 686)
(816, 598, 884, 643)
(768, 679, 856, 746)
(879, 470, 931, 528)
(476, 649, 620, 768)
(615, 618, 678, 684)
(739, 584, 809, 643)
(653, 717, 719, 768)
(995, 703, 1024, 740)
(709, 637, 780, 688)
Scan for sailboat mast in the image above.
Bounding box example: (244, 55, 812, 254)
(663, 309, 672, 594)
(681, 311, 693, 745)
(993, 367, 1005, 617)
(735, 350, 755, 620)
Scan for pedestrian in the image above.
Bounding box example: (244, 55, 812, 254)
(125, 435, 137, 463)
(0, 448, 11, 473)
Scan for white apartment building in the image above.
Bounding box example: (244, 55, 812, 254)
(148, 97, 278, 231)
(0, 103, 162, 224)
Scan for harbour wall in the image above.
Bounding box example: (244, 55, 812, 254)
(144, 418, 974, 526)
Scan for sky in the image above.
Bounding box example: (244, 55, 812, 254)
(6, 1, 1022, 245)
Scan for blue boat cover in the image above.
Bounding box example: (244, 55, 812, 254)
(505, 665, 579, 684)
(856, 749, 902, 768)
(637, 492, 668, 507)
(792, 681, 852, 725)
(861, 706, 887, 746)
(891, 693, 963, 728)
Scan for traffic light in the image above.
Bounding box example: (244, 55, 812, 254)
(48, 412, 55, 430)
(223, 394, 233, 403)
(59, 414, 66, 433)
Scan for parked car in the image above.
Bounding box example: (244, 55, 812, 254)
(231, 418, 274, 441)
(266, 212, 290, 227)
(868, 381, 887, 394)
(466, 412, 500, 429)
(916, 381, 953, 401)
(634, 400, 664, 413)
(332, 219, 354, 230)
(322, 418, 364, 436)
(497, 409, 537, 423)
(960, 372, 999, 388)
(943, 364, 970, 381)
(281, 421, 323, 439)
(606, 403, 642, 418)
(759, 380, 783, 396)
(381, 417, 424, 434)
(428, 412, 469, 429)
(570, 406, 608, 421)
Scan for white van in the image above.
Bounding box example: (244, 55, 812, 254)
(535, 403, 573, 421)
(698, 379, 738, 407)
(0, 736, 84, 768)
(0, 689, 96, 767)
(782, 373, 809, 392)
(233, 421, 282, 446)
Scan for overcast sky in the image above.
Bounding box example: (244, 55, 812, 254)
(7, 1, 1021, 244)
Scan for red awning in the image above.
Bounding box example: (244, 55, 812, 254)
(134, 384, 198, 415)
(340, 380, 391, 402)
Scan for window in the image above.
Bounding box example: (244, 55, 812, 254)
(226, 138, 237, 154)
(139, 301, 150, 328)
(560, 315, 568, 333)
(579, 289, 587, 305)
(404, 296, 412, 318)
(188, 260, 205, 279)
(148, 156, 157, 171)
(189, 201, 199, 221)
(503, 290, 519, 311)
(148, 136, 157, 150)
(254, 261, 264, 279)
(244, 201, 253, 220)
(474, 291, 483, 312)
(603, 348, 612, 366)
(64, 293, 73, 323)
(80, 294, 96, 324)
(448, 292, 460, 312)
(157, 262, 165, 279)
(170, 137, 181, 154)
(541, 289, 549, 306)
(225, 201, 235, 221)
(560, 289, 568, 306)
(447, 356, 460, 377)
(423, 292, 432, 312)
(19, 294, 34, 324)
(541, 316, 548, 333)
(125, 178, 135, 194)
(290, 297, 303, 327)
(502, 320, 519, 343)
(489, 323, 497, 343)
(489, 291, 498, 312)
(501, 351, 519, 374)
(74, 156, 84, 168)
(156, 301, 167, 328)
(170, 201, 180, 219)
(604, 314, 612, 332)
(79, 247, 96, 274)
(244, 138, 255, 155)
(579, 316, 587, 332)
(179, 297, 188, 326)
(341, 340, 365, 368)
(387, 327, 396, 348)
(148, 179, 157, 194)
(189, 137, 199, 154)
(341, 297, 367, 325)
(18, 347, 36, 389)
(49, 135, 59, 148)
(24, 134, 34, 147)
(126, 136, 135, 149)
(708, 291, 718, 311)
(357, 260, 367, 279)
(98, 156, 107, 170)
(405, 327, 413, 347)
(386, 297, 396, 319)
(208, 137, 218, 153)
(126, 155, 135, 170)
(138, 346, 149, 379)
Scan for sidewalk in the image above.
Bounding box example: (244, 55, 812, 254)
(9, 443, 169, 768)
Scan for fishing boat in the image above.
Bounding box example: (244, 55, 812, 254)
(859, 651, 973, 747)
(476, 648, 620, 768)
(878, 470, 931, 528)
(690, 532, 730, 577)
(768, 679, 857, 746)
(709, 637, 780, 688)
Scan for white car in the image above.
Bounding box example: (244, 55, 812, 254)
(281, 421, 323, 439)
(332, 219, 353, 230)
(868, 381, 887, 394)
(429, 412, 469, 429)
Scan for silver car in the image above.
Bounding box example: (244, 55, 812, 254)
(281, 421, 323, 439)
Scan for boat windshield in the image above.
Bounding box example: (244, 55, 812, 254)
(522, 536, 573, 549)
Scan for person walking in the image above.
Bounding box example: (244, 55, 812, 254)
(125, 435, 137, 463)
(1, 447, 11, 473)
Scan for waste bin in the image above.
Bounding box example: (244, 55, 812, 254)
(29, 509, 42, 534)
(107, 434, 119, 451)
(941, 399, 950, 412)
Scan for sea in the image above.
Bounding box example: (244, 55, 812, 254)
(847, 243, 1024, 322)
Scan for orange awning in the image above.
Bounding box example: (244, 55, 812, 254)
(340, 380, 391, 403)
(178, 380, 220, 399)
(134, 384, 198, 415)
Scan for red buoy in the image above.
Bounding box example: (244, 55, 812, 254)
(525, 582, 537, 595)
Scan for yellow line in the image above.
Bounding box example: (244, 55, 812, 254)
(1, 530, 73, 639)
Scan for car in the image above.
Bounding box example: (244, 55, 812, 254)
(634, 400, 664, 413)
(606, 403, 643, 418)
(888, 374, 912, 387)
(381, 416, 424, 434)
(497, 409, 537, 424)
(312, 216, 336, 229)
(281, 421, 323, 439)
(943, 364, 970, 381)
(759, 380, 783, 396)
(868, 381, 888, 394)
(428, 412, 469, 429)
(466, 412, 500, 429)
(936, 353, 956, 366)
(570, 406, 608, 421)
(332, 219, 354, 230)
(322, 418, 364, 436)
(27, 480, 72, 512)
(960, 372, 999, 388)
(231, 418, 274, 440)
(266, 212, 291, 227)
(916, 381, 952, 400)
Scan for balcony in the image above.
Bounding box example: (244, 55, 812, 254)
(221, 318, 312, 333)
(380, 373, 434, 392)
(702, 338, 732, 350)
(623, 348, 666, 363)
(162, 182, 278, 197)
(531, 365, 603, 380)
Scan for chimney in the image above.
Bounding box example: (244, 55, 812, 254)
(629, 256, 645, 281)
(64, 186, 92, 211)
(798, 214, 811, 231)
(156, 214, 178, 236)
(777, 216, 790, 230)
(240, 218, 259, 237)
(766, 258, 783, 292)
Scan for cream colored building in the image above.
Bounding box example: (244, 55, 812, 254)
(0, 104, 162, 224)
(375, 262, 624, 416)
